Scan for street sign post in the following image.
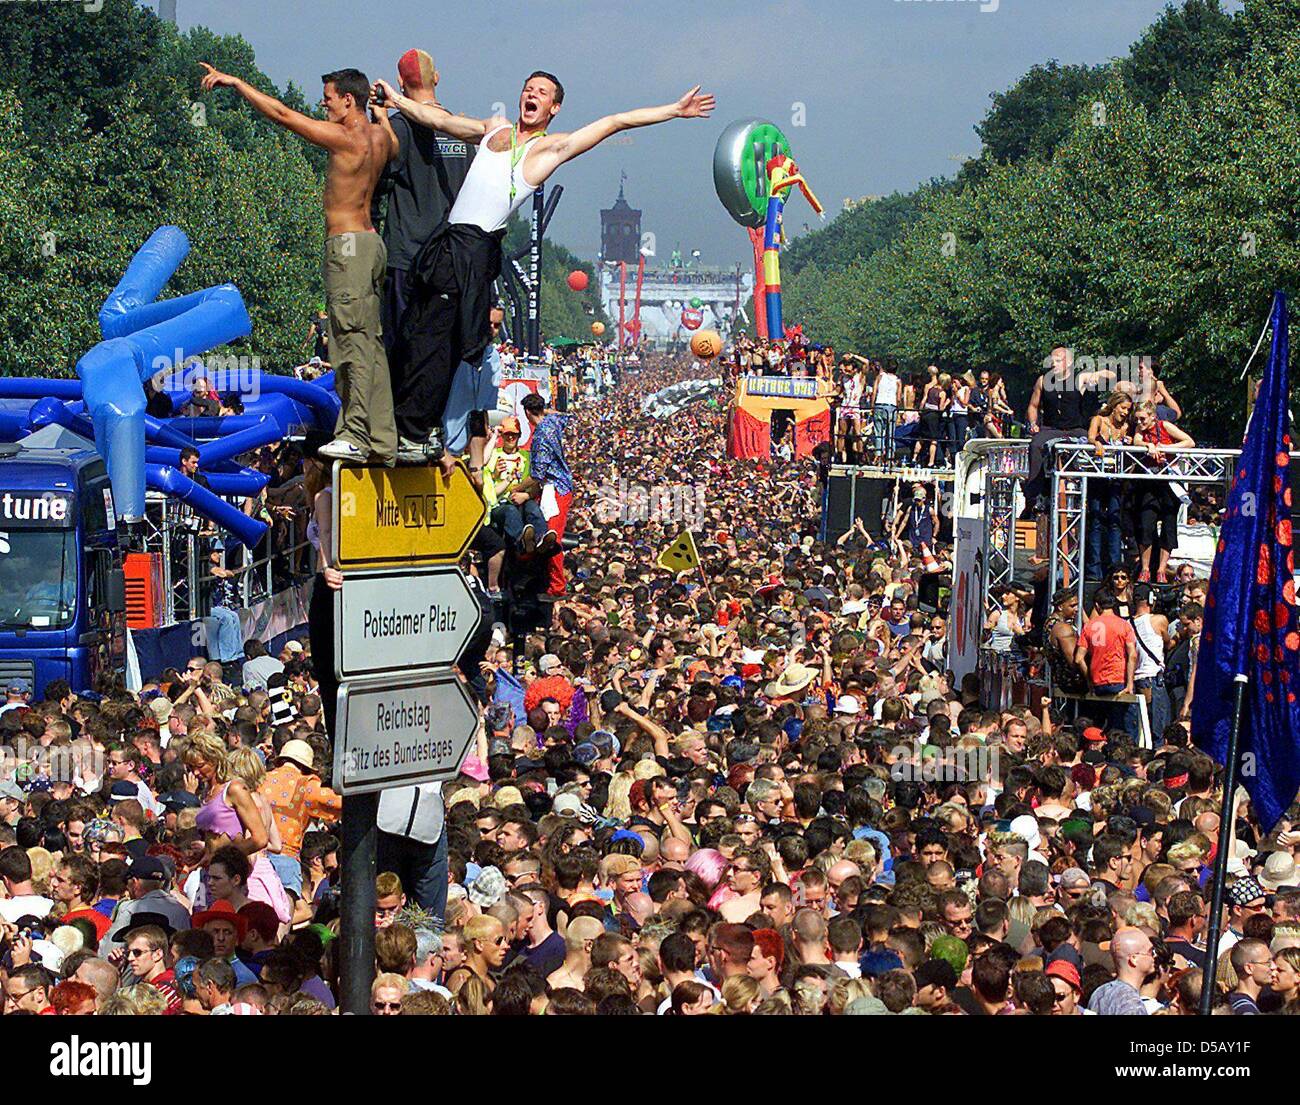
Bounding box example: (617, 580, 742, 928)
(334, 567, 483, 680)
(332, 671, 480, 796)
(328, 458, 486, 1015)
(332, 460, 486, 571)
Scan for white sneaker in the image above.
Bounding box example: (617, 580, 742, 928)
(318, 438, 367, 461)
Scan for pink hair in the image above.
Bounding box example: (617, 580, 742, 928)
(685, 848, 729, 891)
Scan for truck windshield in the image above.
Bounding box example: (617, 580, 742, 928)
(0, 528, 77, 629)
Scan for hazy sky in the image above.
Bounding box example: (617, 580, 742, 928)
(165, 0, 1239, 267)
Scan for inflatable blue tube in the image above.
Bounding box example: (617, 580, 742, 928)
(0, 411, 28, 440)
(145, 463, 267, 549)
(196, 418, 283, 467)
(0, 379, 82, 400)
(99, 226, 191, 339)
(79, 234, 252, 519)
(144, 445, 243, 473)
(202, 471, 270, 496)
(166, 399, 306, 439)
(255, 373, 341, 427)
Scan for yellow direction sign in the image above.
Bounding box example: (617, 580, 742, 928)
(332, 460, 486, 571)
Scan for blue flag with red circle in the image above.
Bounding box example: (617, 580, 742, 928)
(1192, 291, 1300, 833)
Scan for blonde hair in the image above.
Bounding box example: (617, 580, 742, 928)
(828, 976, 874, 1015)
(1007, 894, 1037, 930)
(564, 915, 606, 954)
(605, 774, 634, 821)
(719, 974, 762, 1014)
(26, 847, 54, 895)
(371, 972, 410, 999)
(227, 746, 266, 790)
(101, 983, 168, 1016)
(455, 973, 491, 1016)
(632, 759, 665, 782)
(464, 914, 505, 947)
(185, 731, 229, 781)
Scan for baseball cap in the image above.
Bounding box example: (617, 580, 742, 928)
(0, 780, 24, 804)
(158, 790, 200, 813)
(283, 640, 304, 655)
(572, 742, 600, 766)
(149, 697, 174, 724)
(1082, 726, 1106, 744)
(127, 855, 168, 881)
(493, 785, 524, 810)
(6, 678, 30, 695)
(1009, 814, 1042, 853)
(1045, 959, 1082, 992)
(552, 793, 584, 817)
(1058, 867, 1091, 891)
(109, 781, 138, 802)
(1227, 876, 1266, 907)
(499, 416, 521, 435)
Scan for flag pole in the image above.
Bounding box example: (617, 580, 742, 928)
(1198, 673, 1248, 1015)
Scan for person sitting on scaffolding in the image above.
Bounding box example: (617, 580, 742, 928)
(1131, 399, 1195, 583)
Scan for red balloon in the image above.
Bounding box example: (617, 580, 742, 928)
(566, 270, 589, 292)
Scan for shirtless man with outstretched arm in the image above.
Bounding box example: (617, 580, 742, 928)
(200, 63, 399, 464)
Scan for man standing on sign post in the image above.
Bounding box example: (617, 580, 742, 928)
(372, 71, 714, 478)
(372, 50, 476, 464)
(200, 63, 399, 466)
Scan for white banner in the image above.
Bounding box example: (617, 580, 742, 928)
(950, 516, 984, 684)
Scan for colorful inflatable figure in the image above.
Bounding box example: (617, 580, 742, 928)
(712, 119, 822, 340)
(761, 154, 823, 340)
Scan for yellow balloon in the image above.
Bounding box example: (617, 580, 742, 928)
(591, 321, 606, 337)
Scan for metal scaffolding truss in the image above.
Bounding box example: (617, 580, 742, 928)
(981, 442, 1030, 595)
(1046, 441, 1240, 624)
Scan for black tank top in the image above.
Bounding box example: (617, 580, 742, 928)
(1039, 374, 1087, 430)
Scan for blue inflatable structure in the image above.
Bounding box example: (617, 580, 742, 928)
(0, 227, 342, 548)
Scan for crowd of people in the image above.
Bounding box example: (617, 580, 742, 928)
(1, 339, 1296, 1019)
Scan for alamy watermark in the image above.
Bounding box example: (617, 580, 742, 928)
(1039, 349, 1153, 394)
(889, 741, 1000, 784)
(150, 349, 262, 402)
(896, 0, 999, 14)
(3, 0, 103, 12)
(592, 479, 706, 527)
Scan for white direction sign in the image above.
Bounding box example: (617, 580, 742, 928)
(333, 672, 479, 795)
(334, 567, 483, 681)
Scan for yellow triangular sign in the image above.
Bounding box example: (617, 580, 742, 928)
(657, 530, 700, 574)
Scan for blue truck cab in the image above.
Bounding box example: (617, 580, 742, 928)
(0, 440, 125, 697)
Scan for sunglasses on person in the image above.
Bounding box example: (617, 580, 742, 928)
(372, 1000, 402, 1011)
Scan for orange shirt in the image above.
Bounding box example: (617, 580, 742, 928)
(258, 763, 342, 858)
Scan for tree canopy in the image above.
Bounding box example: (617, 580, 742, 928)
(780, 0, 1297, 439)
(0, 0, 600, 378)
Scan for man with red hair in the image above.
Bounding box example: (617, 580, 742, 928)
(749, 928, 785, 997)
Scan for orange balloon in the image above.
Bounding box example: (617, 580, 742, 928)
(591, 321, 606, 336)
(690, 329, 722, 360)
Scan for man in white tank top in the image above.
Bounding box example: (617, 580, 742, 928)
(373, 72, 713, 473)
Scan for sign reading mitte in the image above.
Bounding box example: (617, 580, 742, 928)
(332, 461, 486, 571)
